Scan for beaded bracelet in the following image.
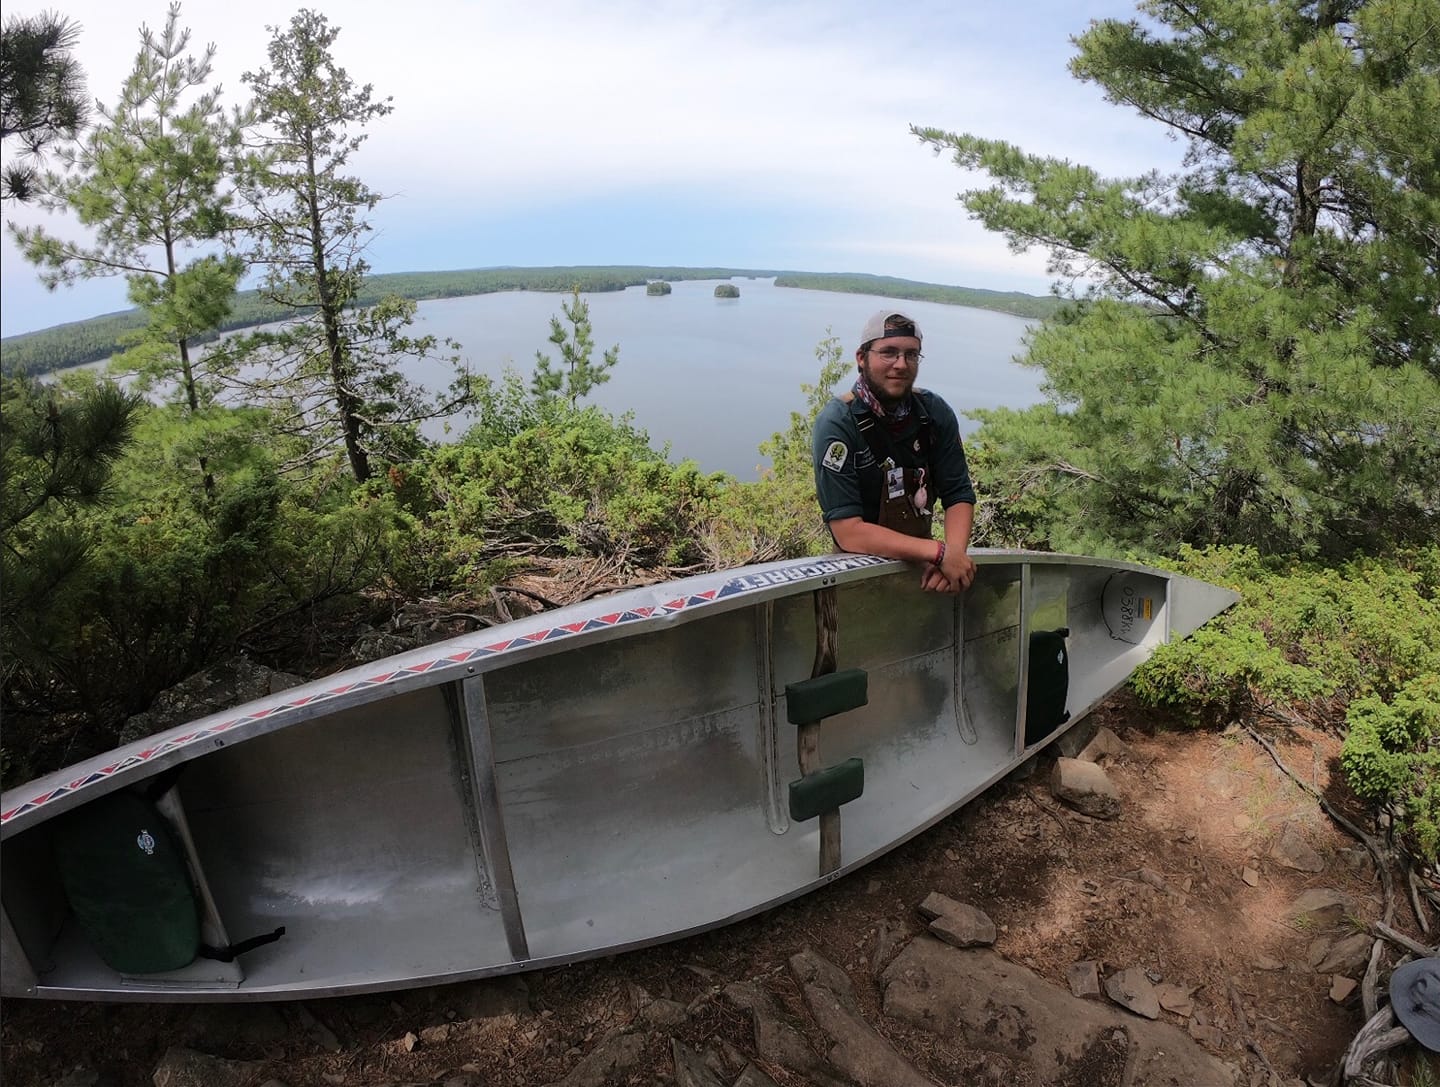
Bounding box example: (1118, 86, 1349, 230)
(935, 541, 947, 567)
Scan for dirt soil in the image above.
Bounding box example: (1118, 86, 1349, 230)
(0, 691, 1426, 1087)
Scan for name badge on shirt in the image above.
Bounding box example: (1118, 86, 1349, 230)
(886, 466, 905, 499)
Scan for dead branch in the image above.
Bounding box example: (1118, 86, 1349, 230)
(1405, 867, 1432, 935)
(420, 611, 495, 628)
(1373, 921, 1437, 959)
(1343, 1004, 1413, 1083)
(1362, 937, 1385, 1019)
(577, 581, 665, 602)
(1226, 976, 1281, 1082)
(498, 584, 562, 611)
(489, 588, 513, 624)
(1241, 721, 1395, 925)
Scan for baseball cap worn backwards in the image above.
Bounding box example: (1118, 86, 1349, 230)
(860, 310, 922, 347)
(1391, 957, 1440, 1052)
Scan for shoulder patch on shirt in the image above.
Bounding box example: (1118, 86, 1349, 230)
(821, 440, 848, 472)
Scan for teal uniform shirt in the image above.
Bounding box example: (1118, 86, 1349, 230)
(812, 389, 976, 526)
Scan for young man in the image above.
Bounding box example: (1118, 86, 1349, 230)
(812, 310, 977, 592)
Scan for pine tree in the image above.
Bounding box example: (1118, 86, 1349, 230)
(916, 0, 1440, 557)
(0, 10, 89, 201)
(531, 287, 619, 410)
(9, 2, 245, 495)
(0, 373, 141, 702)
(231, 9, 466, 482)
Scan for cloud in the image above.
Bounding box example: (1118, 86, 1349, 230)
(2, 0, 1183, 336)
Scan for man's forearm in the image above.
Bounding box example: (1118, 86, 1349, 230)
(944, 502, 974, 553)
(828, 517, 946, 564)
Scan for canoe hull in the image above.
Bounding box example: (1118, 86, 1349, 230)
(0, 551, 1237, 1001)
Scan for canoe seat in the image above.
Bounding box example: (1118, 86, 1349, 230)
(788, 758, 865, 822)
(784, 668, 868, 724)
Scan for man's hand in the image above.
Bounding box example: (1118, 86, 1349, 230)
(919, 563, 957, 593)
(940, 548, 976, 591)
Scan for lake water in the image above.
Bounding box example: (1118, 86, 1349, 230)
(407, 276, 1042, 479)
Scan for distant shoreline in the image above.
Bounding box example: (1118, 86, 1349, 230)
(0, 266, 1062, 377)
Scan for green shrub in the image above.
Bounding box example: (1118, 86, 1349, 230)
(646, 281, 672, 296)
(1131, 544, 1440, 862)
(1133, 545, 1440, 717)
(1128, 626, 1334, 722)
(1340, 674, 1440, 862)
(412, 400, 725, 583)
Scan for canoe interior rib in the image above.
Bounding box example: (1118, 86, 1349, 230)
(0, 554, 1230, 1001)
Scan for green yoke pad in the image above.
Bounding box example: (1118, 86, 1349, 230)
(50, 788, 200, 974)
(788, 758, 866, 822)
(785, 669, 868, 724)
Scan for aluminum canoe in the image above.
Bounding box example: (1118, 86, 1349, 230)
(0, 550, 1238, 1001)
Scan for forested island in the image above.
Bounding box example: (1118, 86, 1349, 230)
(0, 265, 1062, 376)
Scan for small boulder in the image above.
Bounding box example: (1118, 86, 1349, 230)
(546, 1029, 650, 1087)
(1315, 933, 1374, 977)
(640, 998, 689, 1028)
(1156, 983, 1196, 1017)
(918, 894, 997, 948)
(670, 1039, 726, 1087)
(734, 1064, 782, 1087)
(930, 910, 998, 949)
(1069, 960, 1102, 999)
(1288, 889, 1356, 927)
(1051, 757, 1122, 819)
(1105, 967, 1162, 1020)
(1077, 726, 1130, 764)
(870, 919, 908, 976)
(1054, 722, 1100, 758)
(1270, 825, 1326, 873)
(152, 1048, 261, 1087)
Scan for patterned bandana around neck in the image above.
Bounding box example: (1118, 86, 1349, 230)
(853, 375, 913, 421)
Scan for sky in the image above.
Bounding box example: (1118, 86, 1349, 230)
(0, 0, 1183, 338)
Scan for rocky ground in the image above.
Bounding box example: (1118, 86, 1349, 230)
(4, 690, 1437, 1087)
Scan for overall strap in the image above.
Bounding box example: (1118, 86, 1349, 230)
(842, 392, 933, 466)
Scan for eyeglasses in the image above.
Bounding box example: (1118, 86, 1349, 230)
(869, 347, 922, 364)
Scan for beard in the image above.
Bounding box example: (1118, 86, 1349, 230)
(859, 362, 914, 410)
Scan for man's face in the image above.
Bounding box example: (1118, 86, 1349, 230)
(857, 335, 922, 406)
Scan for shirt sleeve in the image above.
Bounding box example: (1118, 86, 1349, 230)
(812, 401, 865, 523)
(924, 394, 977, 508)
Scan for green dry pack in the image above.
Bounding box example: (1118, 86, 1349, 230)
(51, 788, 201, 975)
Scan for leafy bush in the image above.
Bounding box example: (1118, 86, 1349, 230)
(1128, 626, 1334, 722)
(1129, 544, 1440, 862)
(1340, 674, 1440, 861)
(411, 397, 725, 583)
(1133, 545, 1440, 714)
(0, 398, 411, 786)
